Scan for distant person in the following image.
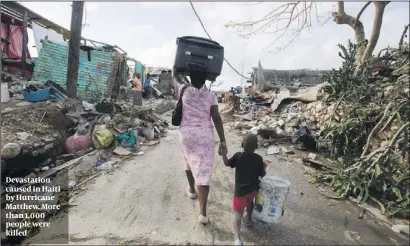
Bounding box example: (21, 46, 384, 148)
(144, 73, 152, 99)
(130, 73, 142, 105)
(230, 87, 235, 97)
(222, 134, 266, 246)
(177, 70, 227, 225)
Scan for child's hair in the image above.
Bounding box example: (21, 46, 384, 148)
(242, 134, 258, 153)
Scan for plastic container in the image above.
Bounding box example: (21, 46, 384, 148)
(22, 87, 51, 102)
(253, 175, 291, 224)
(1, 83, 10, 102)
(173, 36, 224, 81)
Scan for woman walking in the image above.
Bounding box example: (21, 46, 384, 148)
(177, 70, 227, 225)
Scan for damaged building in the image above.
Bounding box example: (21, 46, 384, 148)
(1, 1, 144, 102)
(251, 61, 330, 91)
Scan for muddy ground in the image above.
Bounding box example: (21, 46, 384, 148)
(25, 109, 409, 245)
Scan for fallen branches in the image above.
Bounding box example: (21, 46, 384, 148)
(313, 39, 409, 218)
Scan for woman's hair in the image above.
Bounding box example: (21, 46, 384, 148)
(134, 73, 141, 79)
(189, 70, 207, 89)
(146, 73, 150, 78)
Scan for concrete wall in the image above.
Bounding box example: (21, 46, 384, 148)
(33, 40, 116, 102)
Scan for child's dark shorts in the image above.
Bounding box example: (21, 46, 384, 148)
(233, 191, 258, 212)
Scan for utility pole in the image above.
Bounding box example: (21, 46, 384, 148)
(66, 1, 84, 99)
(21, 11, 28, 78)
(241, 61, 244, 95)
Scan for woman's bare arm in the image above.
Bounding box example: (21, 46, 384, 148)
(211, 105, 226, 143)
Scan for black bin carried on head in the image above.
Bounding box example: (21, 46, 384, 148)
(173, 36, 224, 81)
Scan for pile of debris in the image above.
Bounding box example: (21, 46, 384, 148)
(311, 40, 409, 218)
(225, 38, 409, 218)
(1, 79, 177, 243)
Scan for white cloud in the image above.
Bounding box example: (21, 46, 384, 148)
(20, 2, 410, 88)
(85, 2, 98, 12)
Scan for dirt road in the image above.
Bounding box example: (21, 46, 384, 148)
(27, 112, 408, 245)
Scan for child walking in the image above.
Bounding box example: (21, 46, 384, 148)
(222, 134, 266, 246)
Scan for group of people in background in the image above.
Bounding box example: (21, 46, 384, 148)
(130, 72, 153, 105)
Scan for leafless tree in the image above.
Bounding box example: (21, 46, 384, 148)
(226, 1, 391, 74)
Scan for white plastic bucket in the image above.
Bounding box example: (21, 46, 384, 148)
(253, 175, 291, 224)
(1, 83, 10, 102)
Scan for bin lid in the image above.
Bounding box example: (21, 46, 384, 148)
(260, 175, 291, 189)
(177, 36, 224, 50)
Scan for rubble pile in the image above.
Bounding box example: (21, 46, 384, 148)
(225, 38, 409, 218)
(310, 40, 409, 218)
(1, 101, 74, 177)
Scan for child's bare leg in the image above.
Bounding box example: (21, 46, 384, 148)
(246, 201, 254, 222)
(245, 201, 255, 227)
(234, 210, 243, 241)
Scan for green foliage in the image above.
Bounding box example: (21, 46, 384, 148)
(312, 40, 410, 218)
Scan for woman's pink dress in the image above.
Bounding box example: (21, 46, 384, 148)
(179, 85, 218, 186)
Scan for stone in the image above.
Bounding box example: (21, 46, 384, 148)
(1, 143, 22, 159)
(285, 126, 294, 133)
(289, 119, 299, 127)
(267, 146, 279, 155)
(276, 128, 284, 136)
(41, 166, 50, 171)
(16, 132, 30, 141)
(113, 146, 131, 156)
(277, 119, 285, 127)
(141, 125, 155, 140)
(281, 147, 295, 155)
(382, 77, 390, 82)
(16, 101, 33, 107)
(44, 143, 54, 151)
(250, 127, 259, 135)
(315, 102, 323, 112)
(241, 130, 248, 135)
(309, 116, 317, 122)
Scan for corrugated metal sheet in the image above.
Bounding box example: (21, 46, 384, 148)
(33, 40, 116, 102)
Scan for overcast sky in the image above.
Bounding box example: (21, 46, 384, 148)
(23, 1, 409, 89)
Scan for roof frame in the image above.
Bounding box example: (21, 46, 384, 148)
(1, 1, 129, 55)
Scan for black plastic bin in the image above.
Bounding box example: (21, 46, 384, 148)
(173, 36, 224, 81)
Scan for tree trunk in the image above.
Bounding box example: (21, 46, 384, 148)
(360, 2, 388, 64)
(332, 2, 366, 66)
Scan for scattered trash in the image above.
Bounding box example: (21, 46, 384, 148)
(92, 125, 114, 149)
(113, 146, 131, 156)
(146, 140, 159, 146)
(136, 151, 145, 156)
(96, 160, 114, 170)
(16, 132, 30, 141)
(391, 224, 410, 235)
(267, 146, 279, 155)
(265, 159, 272, 165)
(293, 126, 317, 151)
(281, 147, 295, 155)
(303, 153, 317, 160)
(68, 181, 77, 189)
(82, 101, 96, 112)
(1, 143, 22, 159)
(41, 166, 50, 171)
(116, 130, 137, 148)
(141, 124, 155, 140)
(344, 230, 361, 242)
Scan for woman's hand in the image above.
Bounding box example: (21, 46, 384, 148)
(218, 141, 227, 156)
